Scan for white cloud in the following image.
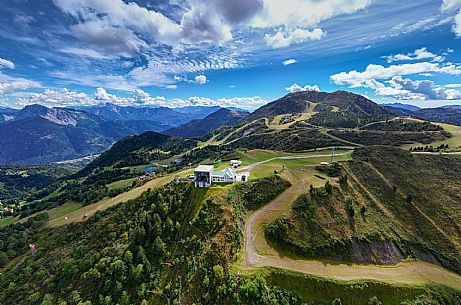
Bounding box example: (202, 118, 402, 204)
(282, 59, 297, 65)
(390, 16, 453, 38)
(15, 87, 267, 110)
(286, 83, 320, 93)
(0, 58, 15, 69)
(445, 83, 461, 88)
(17, 88, 95, 107)
(252, 0, 371, 29)
(375, 76, 461, 100)
(170, 96, 267, 110)
(51, 71, 139, 91)
(70, 20, 149, 57)
(265, 28, 324, 48)
(383, 48, 444, 63)
(95, 87, 116, 101)
(60, 47, 112, 60)
(0, 70, 41, 95)
(441, 0, 461, 36)
(455, 9, 461, 36)
(442, 0, 461, 11)
(52, 0, 372, 56)
(52, 0, 249, 51)
(191, 75, 208, 85)
(331, 62, 461, 88)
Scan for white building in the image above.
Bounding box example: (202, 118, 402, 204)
(194, 165, 239, 187)
(236, 172, 250, 182)
(194, 165, 214, 188)
(230, 160, 242, 167)
(212, 167, 237, 183)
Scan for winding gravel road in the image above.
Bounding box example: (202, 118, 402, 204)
(238, 151, 353, 173)
(241, 155, 461, 290)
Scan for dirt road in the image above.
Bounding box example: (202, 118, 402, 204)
(238, 151, 353, 172)
(242, 164, 461, 290)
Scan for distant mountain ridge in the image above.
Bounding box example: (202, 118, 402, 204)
(165, 108, 249, 137)
(384, 105, 461, 126)
(381, 103, 421, 111)
(0, 105, 133, 165)
(0, 104, 228, 164)
(76, 103, 221, 132)
(439, 105, 461, 109)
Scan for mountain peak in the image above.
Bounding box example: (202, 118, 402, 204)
(22, 103, 48, 112)
(249, 90, 390, 120)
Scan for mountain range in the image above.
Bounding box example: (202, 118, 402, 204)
(164, 108, 248, 137)
(384, 103, 461, 126)
(2, 91, 461, 165)
(72, 103, 222, 133)
(0, 104, 237, 165)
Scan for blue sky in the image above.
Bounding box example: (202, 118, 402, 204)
(0, 0, 460, 110)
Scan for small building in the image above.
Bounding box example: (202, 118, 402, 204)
(236, 172, 250, 182)
(230, 160, 242, 167)
(320, 162, 330, 166)
(194, 165, 214, 188)
(212, 167, 237, 183)
(194, 165, 241, 187)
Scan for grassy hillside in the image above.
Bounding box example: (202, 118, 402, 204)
(204, 91, 450, 151)
(267, 146, 461, 273)
(1, 154, 461, 304)
(81, 131, 198, 173)
(165, 108, 248, 137)
(248, 90, 390, 122)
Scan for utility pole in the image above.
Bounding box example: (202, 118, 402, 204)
(331, 146, 335, 163)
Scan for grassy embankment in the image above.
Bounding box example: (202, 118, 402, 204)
(265, 146, 461, 275)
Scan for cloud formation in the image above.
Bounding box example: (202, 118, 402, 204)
(52, 0, 371, 55)
(286, 83, 320, 93)
(18, 88, 96, 107)
(441, 0, 461, 36)
(17, 87, 268, 110)
(331, 48, 461, 102)
(266, 28, 324, 48)
(331, 62, 461, 88)
(375, 76, 461, 100)
(383, 48, 444, 63)
(0, 58, 15, 69)
(282, 59, 297, 65)
(191, 75, 208, 85)
(0, 58, 41, 94)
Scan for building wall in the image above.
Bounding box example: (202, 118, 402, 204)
(194, 171, 212, 188)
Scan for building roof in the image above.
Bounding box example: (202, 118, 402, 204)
(213, 167, 236, 178)
(195, 165, 214, 172)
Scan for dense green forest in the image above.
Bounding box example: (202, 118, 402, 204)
(0, 165, 77, 203)
(0, 177, 296, 304)
(1, 174, 460, 304)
